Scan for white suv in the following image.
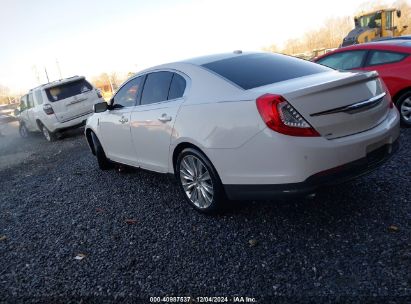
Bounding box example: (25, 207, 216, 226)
(18, 76, 102, 141)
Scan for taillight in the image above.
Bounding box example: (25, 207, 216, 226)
(256, 94, 320, 137)
(388, 95, 394, 109)
(43, 104, 54, 115)
(380, 80, 394, 109)
(96, 89, 103, 98)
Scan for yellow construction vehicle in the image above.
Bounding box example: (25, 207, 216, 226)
(341, 8, 408, 47)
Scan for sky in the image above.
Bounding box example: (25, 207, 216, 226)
(0, 0, 400, 93)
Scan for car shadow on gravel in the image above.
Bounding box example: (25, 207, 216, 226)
(112, 159, 373, 224)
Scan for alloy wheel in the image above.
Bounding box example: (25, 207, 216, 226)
(20, 124, 28, 137)
(400, 97, 411, 123)
(179, 155, 214, 209)
(42, 126, 51, 141)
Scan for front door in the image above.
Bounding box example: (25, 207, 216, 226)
(98, 76, 143, 166)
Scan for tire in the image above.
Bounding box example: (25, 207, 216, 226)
(19, 123, 30, 138)
(91, 132, 112, 170)
(396, 91, 411, 127)
(176, 148, 225, 213)
(41, 124, 57, 142)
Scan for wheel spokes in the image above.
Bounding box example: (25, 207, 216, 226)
(179, 154, 214, 209)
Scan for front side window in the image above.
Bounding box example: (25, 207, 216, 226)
(168, 73, 186, 100)
(141, 72, 173, 105)
(112, 76, 142, 108)
(385, 11, 393, 30)
(367, 51, 408, 66)
(317, 51, 367, 70)
(20, 95, 28, 111)
(45, 79, 92, 102)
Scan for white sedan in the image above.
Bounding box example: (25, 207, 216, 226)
(85, 52, 400, 213)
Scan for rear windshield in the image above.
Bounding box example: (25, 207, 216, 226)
(45, 79, 93, 102)
(201, 53, 330, 90)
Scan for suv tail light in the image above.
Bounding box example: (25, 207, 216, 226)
(256, 94, 320, 137)
(96, 89, 103, 98)
(43, 104, 54, 115)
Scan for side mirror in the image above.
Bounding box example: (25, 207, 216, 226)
(94, 102, 108, 113)
(14, 109, 20, 116)
(397, 10, 401, 18)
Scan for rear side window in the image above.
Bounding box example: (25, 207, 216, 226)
(317, 51, 367, 70)
(201, 53, 330, 90)
(141, 72, 173, 105)
(45, 79, 93, 102)
(34, 90, 43, 105)
(168, 73, 186, 100)
(367, 51, 408, 66)
(27, 93, 34, 109)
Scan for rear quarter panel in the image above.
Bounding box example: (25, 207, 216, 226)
(168, 63, 266, 172)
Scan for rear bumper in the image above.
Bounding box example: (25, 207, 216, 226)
(224, 140, 399, 200)
(54, 119, 87, 133)
(49, 112, 93, 132)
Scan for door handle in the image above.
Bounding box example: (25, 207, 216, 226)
(158, 114, 172, 122)
(119, 117, 128, 124)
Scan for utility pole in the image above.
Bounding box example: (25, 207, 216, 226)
(44, 67, 50, 83)
(56, 59, 62, 79)
(32, 65, 40, 84)
(107, 74, 115, 95)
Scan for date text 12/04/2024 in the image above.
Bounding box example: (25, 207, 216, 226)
(149, 296, 257, 302)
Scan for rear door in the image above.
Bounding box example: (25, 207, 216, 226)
(45, 78, 99, 123)
(130, 71, 187, 173)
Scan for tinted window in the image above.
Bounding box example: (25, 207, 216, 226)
(168, 73, 186, 100)
(317, 51, 367, 70)
(367, 51, 407, 66)
(201, 53, 330, 90)
(112, 76, 142, 108)
(34, 90, 43, 105)
(20, 95, 28, 111)
(141, 72, 173, 105)
(46, 79, 93, 102)
(27, 93, 34, 109)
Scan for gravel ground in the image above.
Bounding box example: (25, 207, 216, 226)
(0, 123, 410, 303)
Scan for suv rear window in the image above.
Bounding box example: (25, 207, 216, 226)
(45, 79, 93, 102)
(201, 53, 330, 90)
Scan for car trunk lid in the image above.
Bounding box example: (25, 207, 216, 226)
(251, 70, 390, 139)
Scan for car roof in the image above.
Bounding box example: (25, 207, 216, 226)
(181, 51, 258, 65)
(136, 52, 266, 76)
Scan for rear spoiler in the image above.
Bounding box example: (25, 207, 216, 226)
(285, 71, 380, 100)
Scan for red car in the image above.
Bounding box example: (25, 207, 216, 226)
(314, 39, 411, 127)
